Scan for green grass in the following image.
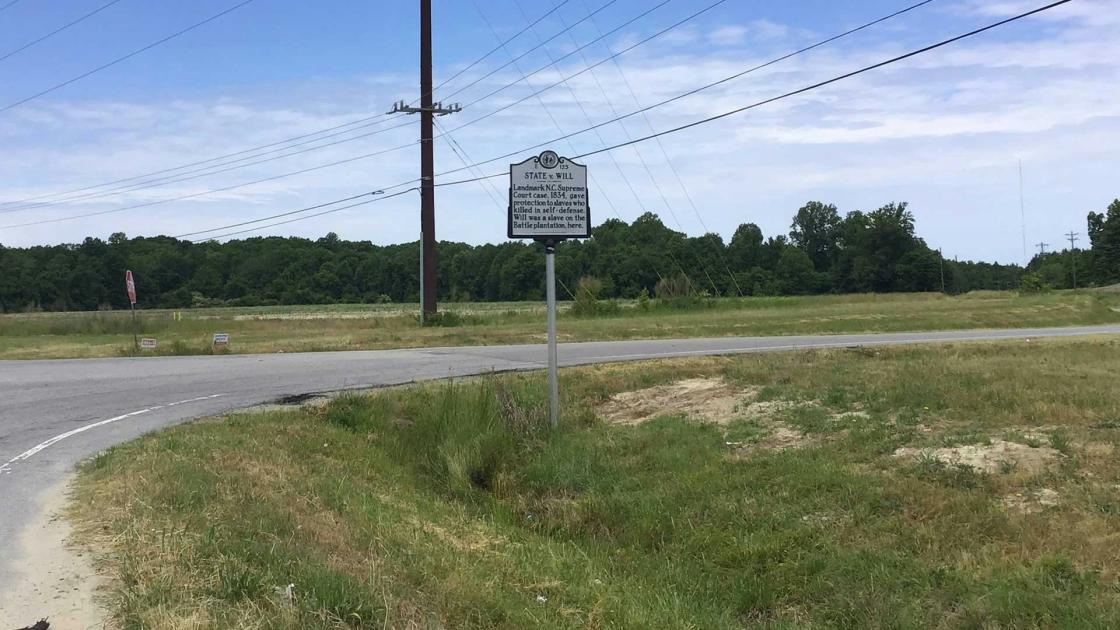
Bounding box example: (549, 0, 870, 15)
(4, 290, 1119, 359)
(72, 336, 1120, 628)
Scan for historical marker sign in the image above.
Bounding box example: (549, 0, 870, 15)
(508, 150, 590, 241)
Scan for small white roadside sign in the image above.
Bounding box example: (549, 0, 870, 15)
(139, 338, 157, 350)
(212, 333, 230, 346)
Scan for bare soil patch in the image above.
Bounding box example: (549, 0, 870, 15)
(598, 377, 752, 425)
(893, 439, 1063, 474)
(1003, 488, 1061, 513)
(0, 477, 106, 629)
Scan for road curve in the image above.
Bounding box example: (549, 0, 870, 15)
(2, 324, 1119, 592)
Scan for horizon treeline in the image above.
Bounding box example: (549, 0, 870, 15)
(1, 200, 1117, 312)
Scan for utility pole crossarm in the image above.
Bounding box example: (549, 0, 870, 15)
(387, 100, 462, 116)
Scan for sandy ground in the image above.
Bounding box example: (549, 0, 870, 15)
(0, 476, 106, 630)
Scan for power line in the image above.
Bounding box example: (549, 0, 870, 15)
(436, 0, 622, 103)
(0, 0, 597, 209)
(12, 0, 1058, 235)
(193, 188, 419, 242)
(0, 0, 258, 114)
(401, 0, 968, 186)
(172, 190, 384, 239)
(0, 112, 403, 209)
(0, 142, 422, 230)
(573, 0, 1071, 161)
(512, 0, 708, 294)
(579, 0, 941, 296)
(0, 0, 665, 214)
(0, 0, 23, 14)
(0, 0, 125, 64)
(0, 0, 706, 223)
(428, 0, 571, 100)
(0, 118, 417, 214)
(447, 0, 720, 133)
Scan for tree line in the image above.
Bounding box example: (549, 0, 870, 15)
(1, 199, 1116, 312)
(1022, 199, 1120, 290)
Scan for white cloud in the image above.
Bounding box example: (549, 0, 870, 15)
(0, 1, 1116, 266)
(709, 25, 748, 46)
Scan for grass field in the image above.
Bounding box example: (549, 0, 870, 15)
(71, 335, 1120, 628)
(3, 290, 1119, 359)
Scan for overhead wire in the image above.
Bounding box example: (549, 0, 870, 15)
(0, 0, 604, 209)
(1, 0, 711, 224)
(426, 0, 571, 100)
(574, 0, 751, 295)
(0, 0, 125, 64)
(0, 0, 258, 114)
(0, 0, 670, 215)
(444, 0, 721, 134)
(435, 0, 622, 104)
(0, 142, 422, 229)
(172, 191, 384, 239)
(192, 188, 419, 242)
(541, 0, 722, 295)
(0, 118, 417, 214)
(504, 0, 683, 290)
(572, 0, 1071, 161)
(0, 112, 404, 209)
(14, 0, 1059, 238)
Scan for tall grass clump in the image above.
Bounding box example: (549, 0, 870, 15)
(336, 376, 551, 495)
(569, 276, 620, 317)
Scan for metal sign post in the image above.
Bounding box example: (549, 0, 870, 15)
(509, 150, 590, 428)
(544, 242, 559, 426)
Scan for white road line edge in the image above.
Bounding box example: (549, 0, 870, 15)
(0, 394, 223, 474)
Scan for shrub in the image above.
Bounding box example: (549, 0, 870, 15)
(655, 275, 694, 300)
(636, 288, 651, 311)
(570, 276, 618, 317)
(1019, 272, 1051, 295)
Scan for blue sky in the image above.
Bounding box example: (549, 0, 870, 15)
(0, 0, 1116, 264)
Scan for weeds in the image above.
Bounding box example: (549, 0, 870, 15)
(70, 338, 1120, 628)
(910, 454, 991, 489)
(4, 290, 1118, 359)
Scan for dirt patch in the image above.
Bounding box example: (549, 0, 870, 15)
(1003, 488, 1061, 513)
(598, 377, 753, 425)
(893, 439, 1063, 474)
(1095, 283, 1120, 294)
(0, 476, 106, 629)
(755, 424, 809, 450)
(1082, 442, 1116, 457)
(831, 411, 871, 422)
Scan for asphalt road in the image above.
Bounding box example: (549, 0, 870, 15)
(2, 323, 1118, 594)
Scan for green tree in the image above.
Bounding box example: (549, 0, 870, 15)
(1088, 199, 1120, 285)
(789, 201, 841, 272)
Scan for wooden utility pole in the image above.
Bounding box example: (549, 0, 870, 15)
(388, 0, 460, 323)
